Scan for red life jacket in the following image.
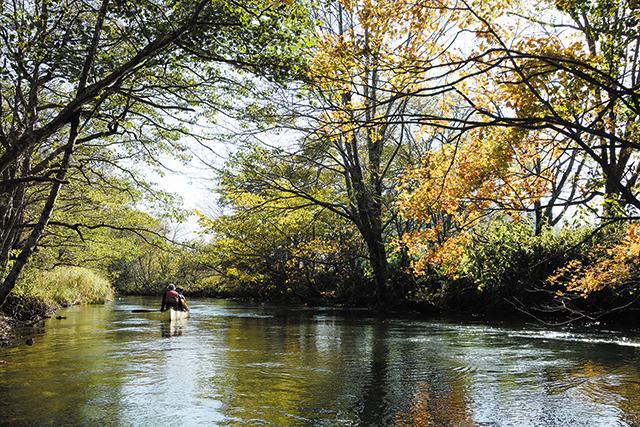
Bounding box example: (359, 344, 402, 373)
(166, 290, 179, 304)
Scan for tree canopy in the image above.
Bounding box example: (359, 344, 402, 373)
(0, 0, 310, 307)
(198, 0, 640, 318)
(3, 0, 639, 322)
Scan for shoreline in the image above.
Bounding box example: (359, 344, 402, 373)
(0, 316, 12, 343)
(1, 315, 47, 347)
(2, 296, 638, 349)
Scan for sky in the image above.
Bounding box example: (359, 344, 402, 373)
(147, 148, 219, 241)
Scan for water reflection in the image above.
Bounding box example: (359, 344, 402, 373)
(161, 318, 187, 337)
(0, 297, 639, 426)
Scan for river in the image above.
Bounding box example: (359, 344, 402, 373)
(1, 296, 639, 426)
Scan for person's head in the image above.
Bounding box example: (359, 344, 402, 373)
(176, 287, 184, 294)
(167, 283, 176, 291)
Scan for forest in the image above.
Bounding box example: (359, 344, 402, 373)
(1, 0, 639, 326)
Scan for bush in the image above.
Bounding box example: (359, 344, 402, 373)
(412, 218, 596, 314)
(461, 220, 592, 293)
(13, 266, 114, 307)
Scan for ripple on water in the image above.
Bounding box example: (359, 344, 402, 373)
(2, 298, 640, 427)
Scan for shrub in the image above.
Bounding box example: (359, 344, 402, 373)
(13, 266, 114, 307)
(412, 218, 596, 314)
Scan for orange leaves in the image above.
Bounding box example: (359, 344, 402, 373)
(620, 224, 640, 258)
(403, 230, 470, 278)
(398, 124, 552, 276)
(402, 126, 549, 217)
(547, 224, 640, 297)
(309, 0, 469, 94)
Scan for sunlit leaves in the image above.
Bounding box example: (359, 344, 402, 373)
(389, 0, 640, 295)
(547, 223, 640, 297)
(398, 123, 552, 276)
(0, 0, 312, 306)
(199, 183, 365, 301)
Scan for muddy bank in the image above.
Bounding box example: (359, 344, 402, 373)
(0, 316, 13, 343)
(1, 295, 58, 347)
(0, 314, 47, 347)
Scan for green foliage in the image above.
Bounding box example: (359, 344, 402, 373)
(0, 0, 312, 307)
(196, 148, 374, 304)
(5, 266, 114, 318)
(18, 163, 181, 293)
(410, 218, 597, 313)
(462, 220, 570, 292)
(109, 237, 185, 296)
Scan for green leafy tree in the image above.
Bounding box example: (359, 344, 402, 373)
(199, 146, 370, 303)
(0, 0, 309, 307)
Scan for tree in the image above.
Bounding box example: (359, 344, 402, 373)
(463, 0, 640, 217)
(392, 0, 639, 272)
(212, 0, 467, 305)
(33, 173, 172, 273)
(544, 222, 640, 323)
(0, 0, 308, 307)
(200, 144, 370, 303)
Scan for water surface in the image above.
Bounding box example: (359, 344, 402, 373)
(1, 296, 639, 426)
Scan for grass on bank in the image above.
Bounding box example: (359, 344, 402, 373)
(1, 266, 114, 322)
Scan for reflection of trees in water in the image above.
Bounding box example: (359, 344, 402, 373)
(394, 382, 475, 427)
(356, 321, 475, 427)
(161, 320, 186, 337)
(3, 300, 640, 426)
(542, 358, 640, 426)
(219, 315, 508, 426)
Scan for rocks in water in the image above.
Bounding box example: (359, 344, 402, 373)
(25, 338, 34, 346)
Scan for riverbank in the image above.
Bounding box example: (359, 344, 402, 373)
(0, 298, 56, 347)
(0, 316, 13, 343)
(1, 266, 114, 347)
(0, 315, 38, 347)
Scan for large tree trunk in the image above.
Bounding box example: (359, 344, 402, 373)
(343, 125, 390, 305)
(363, 227, 390, 305)
(0, 116, 79, 308)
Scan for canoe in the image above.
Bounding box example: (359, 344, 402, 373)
(160, 308, 189, 322)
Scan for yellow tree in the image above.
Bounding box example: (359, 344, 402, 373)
(398, 125, 553, 276)
(544, 223, 640, 320)
(198, 149, 368, 302)
(279, 0, 555, 300)
(397, 0, 640, 275)
(224, 0, 474, 304)
(293, 0, 473, 303)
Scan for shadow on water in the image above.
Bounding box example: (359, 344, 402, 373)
(0, 296, 639, 426)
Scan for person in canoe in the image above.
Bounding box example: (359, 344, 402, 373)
(176, 286, 189, 311)
(161, 284, 182, 312)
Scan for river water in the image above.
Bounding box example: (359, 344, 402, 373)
(1, 296, 639, 426)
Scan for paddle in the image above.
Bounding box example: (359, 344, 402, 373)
(131, 309, 160, 313)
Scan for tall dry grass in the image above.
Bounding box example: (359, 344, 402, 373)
(15, 266, 114, 306)
(2, 266, 114, 322)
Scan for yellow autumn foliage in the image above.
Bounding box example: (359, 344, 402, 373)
(547, 224, 640, 297)
(398, 124, 551, 276)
